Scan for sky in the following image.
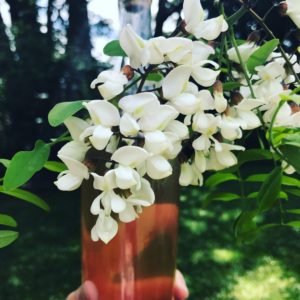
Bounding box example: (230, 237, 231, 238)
(0, 0, 168, 62)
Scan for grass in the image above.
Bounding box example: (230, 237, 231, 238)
(0, 184, 300, 299)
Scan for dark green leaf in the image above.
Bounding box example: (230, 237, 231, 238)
(0, 186, 50, 211)
(103, 40, 127, 57)
(237, 149, 273, 166)
(286, 209, 300, 215)
(203, 192, 240, 207)
(0, 159, 10, 168)
(284, 188, 300, 197)
(44, 161, 66, 173)
(257, 167, 282, 212)
(227, 6, 247, 25)
(0, 214, 17, 227)
(146, 72, 163, 82)
(246, 39, 279, 73)
(222, 82, 241, 91)
(0, 230, 19, 248)
(282, 176, 300, 188)
(245, 174, 268, 183)
(205, 173, 239, 188)
(280, 144, 300, 174)
(287, 221, 300, 228)
(234, 210, 258, 243)
(247, 190, 287, 200)
(48, 101, 84, 127)
(281, 133, 300, 147)
(3, 140, 50, 191)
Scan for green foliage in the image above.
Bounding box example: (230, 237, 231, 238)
(222, 82, 241, 91)
(257, 167, 282, 212)
(0, 230, 19, 248)
(44, 161, 67, 173)
(0, 159, 10, 168)
(280, 145, 300, 174)
(205, 173, 239, 188)
(0, 214, 17, 227)
(3, 140, 50, 191)
(146, 72, 164, 82)
(48, 101, 84, 127)
(103, 40, 127, 57)
(246, 39, 279, 73)
(0, 187, 49, 211)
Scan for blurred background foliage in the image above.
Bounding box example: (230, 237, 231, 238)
(0, 0, 300, 299)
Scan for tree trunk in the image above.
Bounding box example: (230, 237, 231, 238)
(118, 0, 153, 39)
(65, 0, 95, 100)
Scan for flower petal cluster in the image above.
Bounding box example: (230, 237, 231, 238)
(286, 0, 300, 28)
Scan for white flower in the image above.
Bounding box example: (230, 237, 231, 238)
(183, 0, 228, 40)
(179, 162, 203, 186)
(227, 42, 258, 63)
(83, 100, 120, 150)
(90, 70, 128, 100)
(64, 116, 90, 142)
(286, 0, 300, 28)
(91, 209, 118, 244)
(256, 61, 286, 82)
(54, 155, 89, 191)
(120, 25, 165, 67)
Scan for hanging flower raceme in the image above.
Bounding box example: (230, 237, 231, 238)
(51, 0, 300, 244)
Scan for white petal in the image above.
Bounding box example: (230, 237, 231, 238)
(110, 191, 126, 213)
(119, 113, 140, 137)
(119, 204, 138, 223)
(198, 89, 215, 110)
(194, 151, 206, 173)
(94, 211, 118, 244)
(144, 131, 171, 155)
(162, 65, 191, 99)
(192, 135, 211, 151)
(58, 141, 88, 161)
(64, 116, 90, 142)
(84, 100, 120, 126)
(183, 0, 205, 33)
(90, 193, 103, 215)
(98, 81, 124, 100)
(119, 93, 160, 118)
(236, 98, 265, 111)
(57, 155, 89, 179)
(146, 155, 172, 180)
(128, 178, 155, 206)
(97, 70, 128, 84)
(54, 171, 83, 191)
(165, 120, 189, 140)
(179, 163, 194, 186)
(89, 125, 113, 150)
(171, 93, 200, 115)
(139, 104, 179, 131)
(238, 111, 261, 130)
(214, 92, 227, 113)
(215, 150, 238, 167)
(91, 170, 116, 191)
(115, 165, 138, 189)
(192, 41, 215, 62)
(192, 66, 220, 87)
(111, 146, 149, 168)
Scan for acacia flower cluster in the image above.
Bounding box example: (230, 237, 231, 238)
(54, 0, 300, 243)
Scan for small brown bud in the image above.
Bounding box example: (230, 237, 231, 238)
(283, 83, 290, 90)
(290, 103, 300, 114)
(208, 41, 217, 49)
(231, 92, 243, 105)
(180, 20, 189, 35)
(213, 80, 223, 94)
(279, 2, 288, 17)
(122, 65, 134, 80)
(247, 31, 261, 43)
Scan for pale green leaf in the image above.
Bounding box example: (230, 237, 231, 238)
(287, 221, 300, 228)
(205, 173, 239, 188)
(48, 101, 84, 127)
(0, 214, 17, 227)
(0, 230, 19, 248)
(0, 186, 50, 211)
(286, 209, 300, 215)
(44, 161, 66, 173)
(103, 40, 127, 57)
(3, 140, 50, 191)
(280, 145, 300, 174)
(0, 159, 10, 168)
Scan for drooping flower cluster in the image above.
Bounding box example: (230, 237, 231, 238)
(54, 0, 300, 243)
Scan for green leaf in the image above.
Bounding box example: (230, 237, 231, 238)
(44, 161, 66, 173)
(3, 140, 50, 191)
(203, 192, 240, 207)
(247, 191, 288, 201)
(146, 72, 163, 82)
(257, 166, 282, 212)
(286, 209, 300, 215)
(222, 82, 241, 91)
(48, 101, 84, 127)
(0, 230, 19, 248)
(238, 149, 273, 166)
(287, 221, 300, 228)
(234, 210, 258, 243)
(227, 6, 247, 25)
(0, 186, 50, 211)
(103, 40, 127, 57)
(205, 173, 239, 188)
(0, 214, 17, 227)
(245, 174, 268, 183)
(284, 188, 300, 197)
(246, 39, 279, 73)
(0, 159, 10, 168)
(281, 133, 300, 147)
(282, 176, 300, 189)
(280, 144, 300, 174)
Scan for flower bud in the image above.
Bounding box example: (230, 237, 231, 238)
(213, 80, 223, 94)
(279, 2, 288, 16)
(290, 103, 300, 114)
(122, 65, 134, 80)
(231, 92, 243, 105)
(247, 31, 261, 43)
